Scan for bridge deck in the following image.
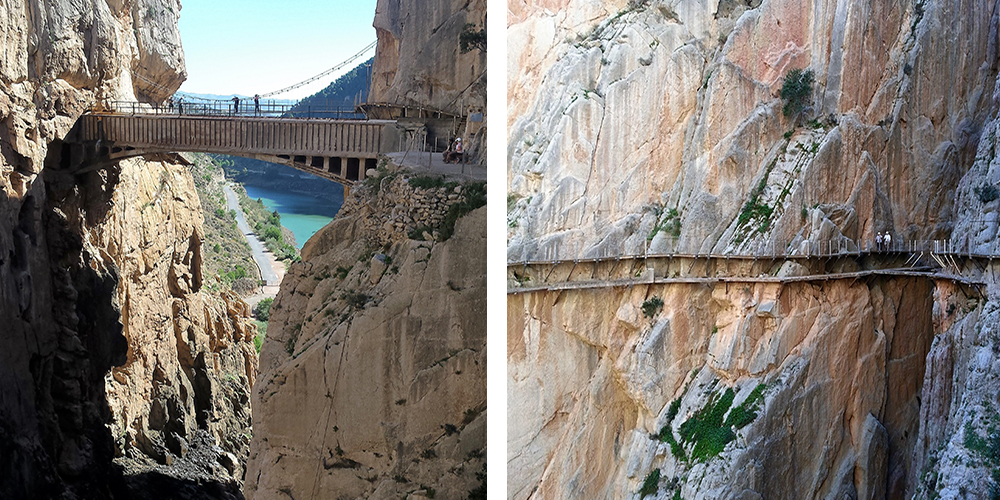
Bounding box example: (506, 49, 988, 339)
(69, 113, 401, 186)
(79, 113, 393, 158)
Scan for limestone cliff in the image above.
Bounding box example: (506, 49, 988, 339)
(244, 179, 486, 500)
(508, 0, 1000, 498)
(0, 0, 255, 498)
(370, 0, 486, 114)
(507, 0, 998, 260)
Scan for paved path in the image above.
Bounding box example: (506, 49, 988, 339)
(223, 184, 279, 286)
(386, 151, 486, 181)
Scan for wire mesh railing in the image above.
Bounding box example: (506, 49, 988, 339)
(94, 100, 368, 120)
(508, 238, 999, 266)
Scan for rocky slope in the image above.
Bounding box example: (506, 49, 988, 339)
(244, 175, 486, 500)
(0, 0, 256, 497)
(508, 0, 1000, 498)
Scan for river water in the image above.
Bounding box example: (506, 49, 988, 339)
(243, 184, 343, 249)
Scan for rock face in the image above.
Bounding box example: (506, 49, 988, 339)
(507, 0, 998, 261)
(508, 0, 1000, 498)
(509, 277, 936, 499)
(244, 189, 486, 499)
(370, 0, 486, 114)
(97, 157, 257, 485)
(0, 0, 253, 498)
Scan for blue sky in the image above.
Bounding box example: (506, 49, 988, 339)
(177, 0, 378, 100)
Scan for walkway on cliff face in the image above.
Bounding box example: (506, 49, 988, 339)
(507, 245, 999, 294)
(223, 184, 280, 286)
(384, 151, 486, 182)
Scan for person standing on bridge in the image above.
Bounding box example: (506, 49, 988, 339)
(177, 97, 184, 115)
(232, 95, 240, 115)
(884, 232, 892, 252)
(254, 94, 261, 115)
(876, 232, 883, 252)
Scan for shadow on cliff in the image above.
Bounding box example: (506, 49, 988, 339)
(110, 470, 244, 500)
(0, 146, 247, 500)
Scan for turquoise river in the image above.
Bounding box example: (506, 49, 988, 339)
(244, 184, 344, 249)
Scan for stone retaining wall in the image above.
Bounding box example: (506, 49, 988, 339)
(340, 173, 468, 246)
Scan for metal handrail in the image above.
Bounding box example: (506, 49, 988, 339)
(94, 100, 368, 120)
(507, 238, 1000, 266)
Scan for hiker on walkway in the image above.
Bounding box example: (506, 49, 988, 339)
(177, 97, 184, 115)
(884, 232, 892, 252)
(232, 96, 240, 115)
(876, 232, 883, 252)
(254, 94, 260, 115)
(444, 137, 463, 163)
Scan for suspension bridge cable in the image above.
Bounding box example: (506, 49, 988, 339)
(259, 41, 376, 98)
(145, 40, 377, 103)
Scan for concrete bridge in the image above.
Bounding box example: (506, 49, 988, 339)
(508, 241, 1000, 294)
(61, 102, 402, 188)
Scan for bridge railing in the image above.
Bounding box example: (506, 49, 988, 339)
(95, 100, 368, 120)
(509, 238, 997, 266)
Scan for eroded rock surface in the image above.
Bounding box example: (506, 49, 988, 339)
(0, 1, 253, 498)
(508, 0, 1000, 498)
(370, 0, 486, 114)
(245, 194, 486, 500)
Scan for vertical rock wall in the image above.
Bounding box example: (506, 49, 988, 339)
(245, 194, 486, 500)
(0, 0, 255, 497)
(509, 277, 939, 499)
(370, 0, 486, 114)
(508, 0, 1000, 498)
(507, 0, 1000, 260)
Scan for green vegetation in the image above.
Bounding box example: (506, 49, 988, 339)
(459, 23, 486, 53)
(780, 68, 814, 117)
(287, 57, 372, 115)
(649, 208, 682, 241)
(404, 179, 487, 242)
(285, 328, 300, 356)
(468, 463, 487, 500)
(639, 469, 661, 498)
(654, 384, 767, 464)
(187, 153, 259, 294)
(975, 183, 1000, 204)
(342, 291, 369, 309)
(237, 190, 299, 261)
(439, 181, 486, 241)
(408, 225, 433, 241)
(962, 402, 1000, 499)
(253, 297, 273, 321)
(409, 175, 452, 189)
(642, 296, 664, 318)
(335, 265, 352, 280)
(253, 320, 267, 353)
(678, 384, 766, 462)
(361, 158, 396, 194)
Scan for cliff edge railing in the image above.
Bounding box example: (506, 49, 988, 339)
(507, 239, 1000, 294)
(61, 101, 401, 188)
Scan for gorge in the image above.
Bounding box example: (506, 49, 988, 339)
(0, 0, 486, 499)
(507, 0, 1000, 498)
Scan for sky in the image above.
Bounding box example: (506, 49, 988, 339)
(177, 0, 379, 100)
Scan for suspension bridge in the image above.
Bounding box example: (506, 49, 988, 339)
(507, 239, 1000, 294)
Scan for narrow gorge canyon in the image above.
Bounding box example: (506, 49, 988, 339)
(0, 0, 486, 499)
(508, 0, 1000, 498)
